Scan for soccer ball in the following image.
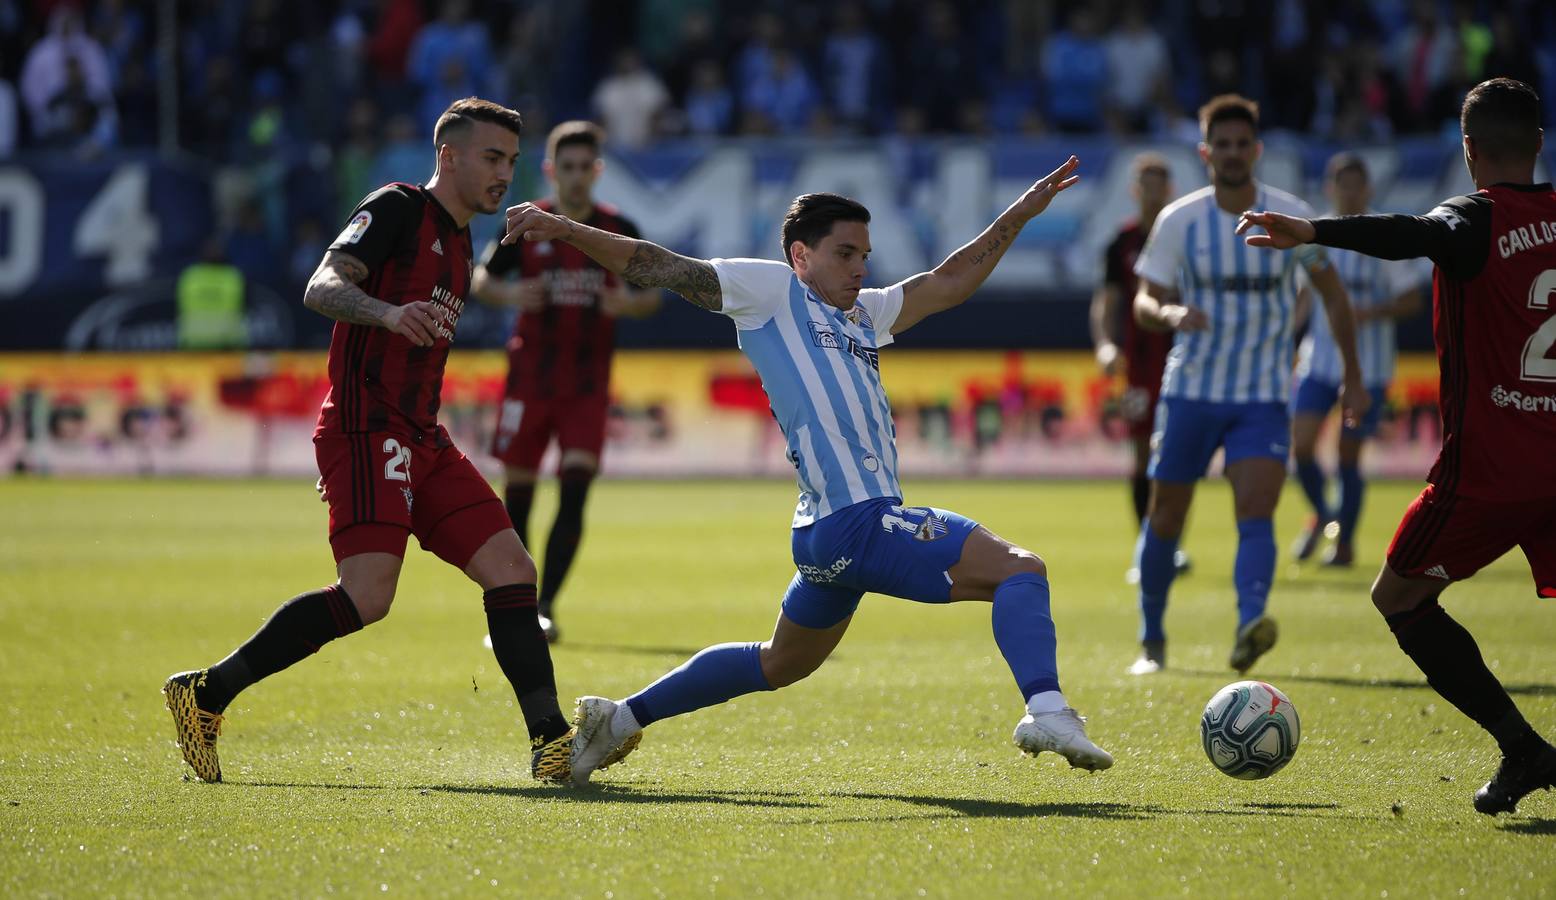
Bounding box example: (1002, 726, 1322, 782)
(1200, 680, 1301, 780)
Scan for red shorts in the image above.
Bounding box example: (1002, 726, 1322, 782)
(490, 392, 610, 471)
(1387, 483, 1556, 598)
(1121, 376, 1162, 443)
(315, 427, 511, 567)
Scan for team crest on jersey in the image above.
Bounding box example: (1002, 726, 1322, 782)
(337, 210, 372, 245)
(846, 304, 873, 330)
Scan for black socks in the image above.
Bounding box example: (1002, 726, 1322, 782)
(504, 482, 536, 549)
(539, 467, 594, 617)
(201, 585, 363, 713)
(483, 584, 568, 743)
(1386, 598, 1541, 760)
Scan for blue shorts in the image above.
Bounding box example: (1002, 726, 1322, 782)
(1290, 377, 1388, 440)
(781, 498, 981, 630)
(1148, 398, 1290, 483)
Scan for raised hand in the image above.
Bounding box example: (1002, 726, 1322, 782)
(1010, 156, 1082, 223)
(1237, 211, 1316, 249)
(383, 300, 448, 347)
(501, 202, 574, 246)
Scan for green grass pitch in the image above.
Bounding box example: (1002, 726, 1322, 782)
(1, 478, 1552, 897)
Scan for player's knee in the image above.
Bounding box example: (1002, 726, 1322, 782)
(1002, 548, 1047, 580)
(1147, 506, 1187, 538)
(342, 578, 396, 625)
(759, 644, 824, 689)
(477, 550, 538, 588)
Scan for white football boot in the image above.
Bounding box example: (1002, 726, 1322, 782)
(569, 696, 642, 786)
(1014, 708, 1114, 771)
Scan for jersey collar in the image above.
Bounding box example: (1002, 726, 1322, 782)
(419, 184, 466, 231)
(1490, 181, 1553, 193)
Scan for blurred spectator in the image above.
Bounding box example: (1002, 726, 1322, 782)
(1452, 0, 1492, 85)
(288, 218, 328, 288)
(335, 98, 380, 221)
(184, 55, 240, 162)
(1103, 2, 1169, 134)
(1481, 10, 1540, 90)
(1265, 0, 1316, 130)
(177, 238, 247, 351)
(369, 112, 427, 187)
(1042, 8, 1107, 133)
(1389, 0, 1459, 131)
(365, 0, 424, 83)
(638, 0, 717, 69)
(494, 6, 556, 136)
(238, 0, 294, 77)
(19, 6, 113, 137)
(89, 0, 145, 79)
(112, 52, 155, 146)
(592, 48, 670, 148)
(904, 1, 984, 133)
(224, 198, 280, 291)
(0, 73, 15, 157)
(38, 54, 116, 155)
(407, 0, 491, 130)
(683, 59, 734, 136)
(823, 2, 890, 135)
(741, 46, 819, 135)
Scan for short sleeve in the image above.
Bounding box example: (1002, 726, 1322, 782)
(481, 238, 523, 278)
(710, 258, 794, 330)
(1133, 207, 1186, 288)
(328, 185, 419, 276)
(856, 284, 905, 348)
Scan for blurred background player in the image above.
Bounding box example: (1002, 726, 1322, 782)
(472, 121, 659, 642)
(1289, 153, 1424, 568)
(1130, 95, 1368, 676)
(163, 99, 578, 784)
(503, 159, 1114, 786)
(1091, 152, 1190, 581)
(1241, 77, 1556, 816)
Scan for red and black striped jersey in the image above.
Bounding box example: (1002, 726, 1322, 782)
(1313, 182, 1556, 501)
(1103, 220, 1172, 389)
(314, 182, 473, 445)
(481, 199, 641, 398)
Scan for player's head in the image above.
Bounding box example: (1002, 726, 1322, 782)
(782, 193, 872, 306)
(1197, 94, 1261, 189)
(1324, 153, 1372, 216)
(544, 120, 605, 210)
(432, 97, 523, 216)
(1459, 77, 1543, 183)
(1130, 152, 1172, 215)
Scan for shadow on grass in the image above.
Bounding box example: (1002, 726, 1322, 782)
(238, 780, 826, 809)
(1496, 816, 1556, 836)
(1176, 668, 1553, 697)
(554, 642, 706, 659)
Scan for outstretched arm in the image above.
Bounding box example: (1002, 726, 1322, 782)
(304, 251, 447, 346)
(502, 204, 722, 310)
(889, 156, 1081, 334)
(1237, 196, 1491, 281)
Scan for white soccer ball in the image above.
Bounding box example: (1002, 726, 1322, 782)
(1200, 680, 1301, 780)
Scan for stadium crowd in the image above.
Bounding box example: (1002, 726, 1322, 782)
(0, 0, 1551, 292)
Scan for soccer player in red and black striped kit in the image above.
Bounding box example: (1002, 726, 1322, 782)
(1242, 78, 1556, 815)
(472, 120, 658, 642)
(163, 98, 578, 784)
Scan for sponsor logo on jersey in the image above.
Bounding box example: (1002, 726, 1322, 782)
(1490, 384, 1556, 412)
(431, 238, 443, 256)
(337, 210, 372, 245)
(807, 322, 880, 370)
(1424, 564, 1450, 580)
(798, 556, 853, 584)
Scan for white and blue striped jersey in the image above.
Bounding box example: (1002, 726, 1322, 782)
(1296, 236, 1425, 388)
(1135, 183, 1326, 404)
(713, 258, 906, 528)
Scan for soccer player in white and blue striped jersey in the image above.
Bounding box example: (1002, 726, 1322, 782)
(502, 158, 1115, 785)
(1129, 96, 1369, 676)
(1290, 154, 1425, 568)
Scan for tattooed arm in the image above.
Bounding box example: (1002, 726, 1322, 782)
(501, 203, 722, 310)
(304, 251, 446, 347)
(889, 156, 1081, 334)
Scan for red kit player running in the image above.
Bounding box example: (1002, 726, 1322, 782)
(1240, 78, 1556, 815)
(163, 99, 578, 785)
(472, 121, 659, 642)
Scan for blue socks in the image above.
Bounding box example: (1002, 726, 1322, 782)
(1234, 518, 1275, 630)
(991, 573, 1061, 699)
(1337, 464, 1364, 545)
(1294, 458, 1330, 522)
(624, 642, 772, 727)
(1134, 525, 1180, 642)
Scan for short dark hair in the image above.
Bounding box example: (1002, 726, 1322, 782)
(433, 97, 523, 146)
(1325, 151, 1369, 183)
(546, 120, 605, 161)
(1198, 94, 1259, 141)
(780, 193, 871, 266)
(1132, 151, 1170, 182)
(1461, 77, 1542, 162)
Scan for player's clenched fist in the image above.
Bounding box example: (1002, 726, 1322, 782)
(383, 299, 447, 346)
(502, 202, 574, 246)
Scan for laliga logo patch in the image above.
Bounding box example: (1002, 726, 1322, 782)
(337, 210, 372, 245)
